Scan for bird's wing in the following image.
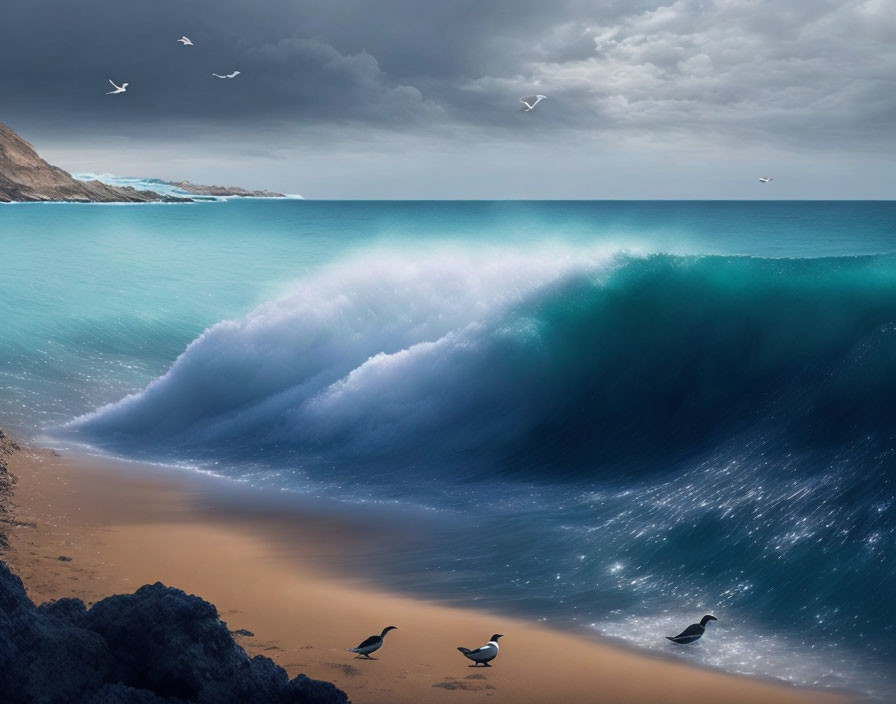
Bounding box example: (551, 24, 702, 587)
(108, 80, 119, 89)
(670, 624, 702, 640)
(212, 73, 224, 78)
(355, 635, 380, 649)
(469, 643, 495, 654)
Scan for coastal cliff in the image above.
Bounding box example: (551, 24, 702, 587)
(0, 124, 185, 203)
(0, 124, 286, 202)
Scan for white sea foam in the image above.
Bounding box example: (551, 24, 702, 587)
(594, 612, 882, 695)
(65, 245, 624, 451)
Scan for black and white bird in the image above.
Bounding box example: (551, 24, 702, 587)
(457, 634, 503, 666)
(520, 95, 546, 111)
(346, 626, 397, 659)
(212, 71, 241, 79)
(177, 36, 194, 46)
(758, 177, 773, 183)
(666, 615, 717, 645)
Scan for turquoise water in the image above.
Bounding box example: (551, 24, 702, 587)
(3, 200, 894, 432)
(2, 200, 896, 697)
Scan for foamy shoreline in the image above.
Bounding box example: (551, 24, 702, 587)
(0, 436, 852, 704)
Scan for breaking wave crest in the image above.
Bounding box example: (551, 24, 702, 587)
(67, 250, 896, 481)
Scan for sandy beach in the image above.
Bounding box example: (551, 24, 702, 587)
(0, 438, 852, 704)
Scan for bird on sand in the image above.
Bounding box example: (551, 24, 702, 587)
(520, 95, 546, 111)
(106, 80, 128, 95)
(177, 36, 194, 46)
(346, 626, 397, 659)
(457, 634, 503, 666)
(758, 177, 773, 183)
(212, 71, 241, 79)
(666, 615, 717, 645)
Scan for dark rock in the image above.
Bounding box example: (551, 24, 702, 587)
(84, 683, 180, 704)
(58, 555, 73, 561)
(38, 596, 89, 626)
(289, 675, 350, 703)
(0, 560, 349, 704)
(0, 429, 20, 552)
(231, 628, 255, 637)
(0, 563, 112, 704)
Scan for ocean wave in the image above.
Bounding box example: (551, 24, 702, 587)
(67, 250, 896, 480)
(60, 247, 896, 696)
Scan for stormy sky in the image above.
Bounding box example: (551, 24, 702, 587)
(1, 0, 894, 198)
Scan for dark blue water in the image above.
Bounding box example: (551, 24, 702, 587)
(2, 200, 895, 696)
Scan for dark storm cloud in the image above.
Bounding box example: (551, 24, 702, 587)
(1, 0, 895, 152)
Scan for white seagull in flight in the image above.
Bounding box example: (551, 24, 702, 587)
(106, 80, 128, 95)
(758, 177, 773, 183)
(520, 95, 546, 111)
(177, 36, 194, 46)
(212, 71, 241, 79)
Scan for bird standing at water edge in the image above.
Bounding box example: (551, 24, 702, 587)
(458, 634, 503, 666)
(346, 626, 397, 659)
(667, 615, 717, 644)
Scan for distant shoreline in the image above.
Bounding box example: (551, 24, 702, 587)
(0, 195, 298, 205)
(1, 122, 289, 203)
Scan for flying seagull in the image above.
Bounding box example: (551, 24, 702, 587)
(106, 80, 128, 95)
(758, 177, 773, 183)
(520, 95, 546, 111)
(177, 36, 194, 46)
(457, 634, 503, 666)
(212, 71, 241, 79)
(666, 615, 717, 645)
(346, 626, 397, 659)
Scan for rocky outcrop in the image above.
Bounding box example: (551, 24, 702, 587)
(0, 123, 289, 203)
(0, 560, 349, 704)
(0, 124, 189, 203)
(0, 429, 20, 551)
(166, 181, 286, 198)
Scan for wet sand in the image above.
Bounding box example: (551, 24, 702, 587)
(2, 442, 851, 704)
